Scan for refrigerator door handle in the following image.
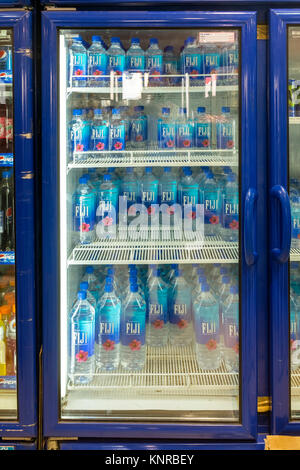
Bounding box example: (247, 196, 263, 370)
(270, 184, 291, 263)
(244, 187, 258, 266)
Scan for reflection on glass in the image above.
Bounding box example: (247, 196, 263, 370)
(60, 28, 240, 422)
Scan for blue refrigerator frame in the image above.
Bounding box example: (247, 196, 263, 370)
(0, 10, 37, 439)
(42, 9, 258, 441)
(269, 8, 300, 436)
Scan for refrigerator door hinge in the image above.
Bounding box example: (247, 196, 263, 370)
(257, 396, 271, 413)
(257, 25, 269, 40)
(47, 437, 78, 450)
(265, 436, 300, 450)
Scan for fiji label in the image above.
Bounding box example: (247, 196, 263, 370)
(121, 312, 146, 348)
(108, 54, 125, 80)
(141, 185, 158, 208)
(70, 123, 90, 153)
(180, 186, 199, 220)
(147, 55, 163, 80)
(204, 191, 220, 225)
(88, 52, 107, 81)
(148, 289, 168, 328)
(110, 124, 125, 151)
(176, 123, 194, 148)
(222, 196, 239, 230)
(223, 317, 239, 349)
(72, 321, 95, 361)
(195, 122, 211, 148)
(158, 122, 176, 149)
(216, 122, 235, 149)
(70, 52, 87, 82)
(224, 49, 239, 73)
(292, 210, 300, 241)
(164, 59, 178, 75)
(98, 305, 120, 351)
(97, 190, 118, 226)
(131, 117, 147, 144)
(73, 194, 96, 233)
(183, 53, 202, 80)
(159, 182, 177, 207)
(203, 53, 220, 74)
(170, 300, 192, 328)
(90, 124, 109, 151)
(195, 308, 220, 346)
(127, 55, 145, 72)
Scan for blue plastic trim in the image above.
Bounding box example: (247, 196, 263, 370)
(42, 9, 257, 440)
(0, 11, 37, 438)
(270, 185, 291, 263)
(0, 1, 31, 5)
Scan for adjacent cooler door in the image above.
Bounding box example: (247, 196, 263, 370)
(42, 11, 257, 439)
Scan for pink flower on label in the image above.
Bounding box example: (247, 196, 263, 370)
(114, 141, 123, 150)
(209, 215, 219, 225)
(183, 139, 191, 148)
(103, 340, 115, 351)
(187, 210, 196, 220)
(229, 220, 239, 230)
(76, 144, 84, 151)
(166, 139, 174, 148)
(129, 339, 141, 351)
(166, 206, 175, 215)
(76, 350, 88, 362)
(227, 140, 234, 149)
(202, 139, 210, 147)
(96, 142, 105, 151)
(153, 319, 164, 329)
(177, 319, 188, 329)
(206, 339, 217, 351)
(191, 69, 199, 76)
(115, 70, 122, 76)
(103, 216, 113, 227)
(75, 69, 83, 76)
(135, 135, 143, 142)
(147, 206, 155, 215)
(233, 342, 239, 354)
(93, 70, 103, 76)
(80, 223, 90, 233)
(128, 206, 137, 216)
(291, 339, 297, 351)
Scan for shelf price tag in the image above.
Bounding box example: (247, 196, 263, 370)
(122, 72, 143, 100)
(199, 31, 235, 43)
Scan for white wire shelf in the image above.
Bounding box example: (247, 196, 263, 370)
(68, 233, 239, 266)
(291, 368, 300, 394)
(68, 149, 238, 170)
(290, 248, 300, 261)
(289, 117, 300, 124)
(67, 344, 239, 397)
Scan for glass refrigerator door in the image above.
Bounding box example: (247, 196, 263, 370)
(60, 27, 241, 422)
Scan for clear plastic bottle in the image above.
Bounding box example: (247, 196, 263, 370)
(178, 167, 199, 224)
(82, 266, 101, 302)
(146, 38, 163, 86)
(163, 45, 178, 85)
(109, 108, 126, 151)
(68, 36, 87, 87)
(176, 107, 194, 149)
(140, 167, 159, 227)
(181, 36, 203, 86)
(203, 171, 221, 237)
(147, 268, 169, 347)
(193, 283, 221, 370)
(69, 291, 95, 385)
(130, 106, 148, 149)
(87, 35, 108, 87)
(194, 107, 212, 149)
(96, 174, 119, 236)
(222, 39, 238, 85)
(68, 109, 90, 161)
(169, 269, 192, 346)
(121, 282, 147, 370)
(107, 37, 125, 82)
(96, 280, 121, 370)
(202, 42, 221, 77)
(222, 285, 239, 372)
(89, 108, 109, 154)
(216, 107, 236, 150)
(120, 167, 139, 226)
(221, 172, 239, 242)
(158, 167, 177, 227)
(72, 175, 96, 245)
(79, 281, 97, 309)
(126, 37, 145, 73)
(157, 107, 176, 150)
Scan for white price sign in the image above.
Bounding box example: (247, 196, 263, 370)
(199, 31, 235, 44)
(122, 72, 143, 100)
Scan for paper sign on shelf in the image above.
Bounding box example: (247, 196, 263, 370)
(122, 72, 143, 101)
(199, 31, 235, 44)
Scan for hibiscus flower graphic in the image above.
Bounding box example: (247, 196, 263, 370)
(115, 70, 122, 76)
(206, 339, 217, 351)
(147, 206, 155, 215)
(153, 319, 164, 329)
(233, 342, 239, 354)
(191, 69, 199, 76)
(129, 339, 141, 351)
(177, 319, 188, 329)
(75, 69, 83, 76)
(187, 210, 196, 220)
(297, 234, 300, 240)
(103, 216, 113, 227)
(114, 141, 123, 150)
(166, 139, 175, 148)
(96, 142, 105, 151)
(128, 205, 137, 216)
(135, 135, 143, 142)
(229, 220, 239, 230)
(209, 215, 219, 225)
(151, 70, 161, 78)
(76, 144, 84, 151)
(103, 340, 115, 351)
(227, 140, 234, 149)
(76, 350, 88, 362)
(166, 206, 175, 215)
(183, 139, 191, 148)
(93, 70, 103, 76)
(80, 223, 90, 232)
(202, 139, 210, 147)
(6, 207, 12, 218)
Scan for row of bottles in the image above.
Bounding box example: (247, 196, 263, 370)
(69, 264, 239, 384)
(68, 105, 236, 157)
(0, 170, 14, 251)
(72, 166, 239, 244)
(0, 272, 16, 377)
(68, 35, 238, 87)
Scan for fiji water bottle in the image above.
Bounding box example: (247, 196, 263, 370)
(96, 174, 119, 234)
(222, 285, 239, 372)
(110, 108, 126, 151)
(157, 107, 176, 149)
(82, 266, 101, 302)
(170, 269, 192, 346)
(291, 195, 300, 249)
(69, 291, 95, 384)
(87, 35, 108, 87)
(140, 167, 159, 225)
(121, 281, 147, 370)
(107, 37, 125, 82)
(163, 46, 178, 85)
(89, 108, 109, 153)
(203, 42, 221, 79)
(216, 107, 236, 150)
(120, 167, 139, 226)
(203, 172, 221, 237)
(147, 268, 169, 347)
(181, 37, 203, 86)
(222, 172, 239, 242)
(159, 167, 177, 227)
(195, 107, 212, 149)
(176, 107, 194, 149)
(126, 38, 145, 73)
(68, 109, 90, 161)
(119, 106, 130, 144)
(68, 36, 87, 87)
(222, 40, 239, 85)
(96, 279, 121, 370)
(290, 287, 300, 370)
(79, 281, 97, 309)
(72, 175, 96, 245)
(146, 38, 163, 86)
(179, 167, 199, 222)
(130, 106, 148, 149)
(193, 283, 221, 370)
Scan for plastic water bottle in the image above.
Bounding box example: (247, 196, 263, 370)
(87, 35, 108, 87)
(120, 167, 139, 226)
(119, 106, 130, 144)
(222, 172, 239, 242)
(79, 281, 97, 309)
(203, 42, 221, 78)
(72, 175, 96, 245)
(203, 171, 221, 237)
(146, 38, 163, 86)
(110, 108, 126, 151)
(290, 286, 300, 370)
(291, 195, 300, 249)
(68, 36, 87, 87)
(107, 37, 125, 82)
(216, 107, 236, 150)
(222, 285, 239, 372)
(181, 36, 203, 86)
(159, 167, 177, 227)
(222, 39, 238, 85)
(96, 279, 121, 370)
(126, 37, 145, 73)
(195, 107, 212, 149)
(169, 269, 192, 346)
(68, 109, 90, 161)
(130, 106, 148, 149)
(82, 266, 101, 302)
(121, 282, 147, 370)
(179, 167, 199, 223)
(218, 275, 231, 349)
(157, 107, 176, 149)
(147, 268, 169, 347)
(69, 291, 95, 384)
(96, 174, 118, 235)
(193, 283, 221, 370)
(89, 108, 109, 153)
(163, 46, 178, 85)
(176, 107, 194, 149)
(140, 167, 159, 226)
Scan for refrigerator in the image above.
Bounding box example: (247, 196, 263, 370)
(41, 8, 261, 449)
(0, 10, 37, 447)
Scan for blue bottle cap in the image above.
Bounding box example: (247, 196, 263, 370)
(88, 168, 96, 173)
(79, 281, 89, 291)
(112, 108, 121, 115)
(164, 46, 174, 53)
(111, 37, 121, 43)
(171, 264, 178, 269)
(92, 35, 102, 42)
(162, 107, 170, 115)
(73, 109, 82, 116)
(223, 166, 232, 173)
(179, 107, 187, 114)
(130, 283, 139, 293)
(94, 108, 102, 115)
(183, 167, 192, 176)
(131, 37, 140, 44)
(2, 171, 10, 178)
(104, 283, 113, 293)
(107, 267, 115, 276)
(108, 167, 115, 173)
(73, 36, 83, 43)
(78, 291, 87, 300)
(222, 107, 230, 113)
(86, 266, 94, 274)
(197, 107, 206, 113)
(163, 167, 171, 172)
(126, 167, 134, 173)
(103, 174, 111, 181)
(222, 276, 230, 284)
(79, 176, 88, 185)
(128, 264, 136, 268)
(145, 167, 152, 174)
(150, 38, 158, 45)
(201, 283, 210, 292)
(175, 269, 183, 277)
(227, 173, 236, 182)
(134, 106, 144, 112)
(198, 275, 206, 284)
(197, 267, 205, 275)
(206, 172, 214, 179)
(230, 285, 239, 294)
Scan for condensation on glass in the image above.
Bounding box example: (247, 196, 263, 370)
(0, 28, 17, 420)
(59, 28, 240, 422)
